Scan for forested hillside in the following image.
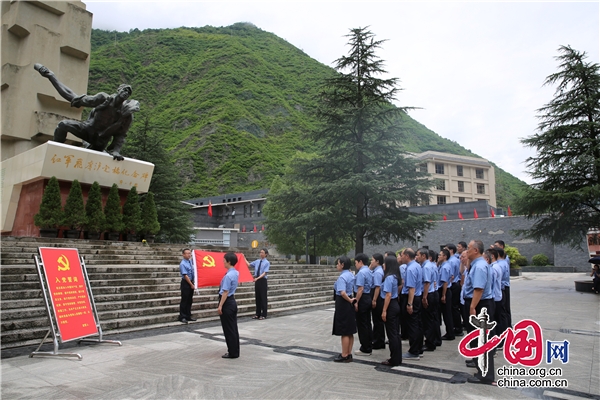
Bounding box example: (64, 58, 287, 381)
(88, 24, 526, 208)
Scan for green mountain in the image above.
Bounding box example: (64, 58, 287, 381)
(88, 24, 527, 208)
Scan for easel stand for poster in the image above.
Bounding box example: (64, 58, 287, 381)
(30, 250, 121, 360)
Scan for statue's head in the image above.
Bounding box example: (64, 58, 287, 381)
(117, 84, 132, 100)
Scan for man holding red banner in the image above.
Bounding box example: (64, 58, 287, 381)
(249, 248, 270, 320)
(178, 249, 196, 324)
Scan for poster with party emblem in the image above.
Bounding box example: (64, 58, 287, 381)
(38, 247, 98, 342)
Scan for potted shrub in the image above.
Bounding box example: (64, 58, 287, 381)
(104, 183, 123, 241)
(505, 245, 525, 276)
(122, 186, 141, 241)
(83, 181, 105, 240)
(34, 176, 62, 238)
(139, 191, 160, 243)
(61, 179, 87, 239)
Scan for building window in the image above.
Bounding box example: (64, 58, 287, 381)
(243, 205, 248, 218)
(476, 168, 484, 179)
(477, 184, 485, 194)
(457, 165, 463, 176)
(423, 197, 430, 206)
(419, 163, 428, 173)
(231, 206, 236, 218)
(458, 181, 464, 192)
(437, 196, 446, 205)
(459, 197, 466, 203)
(410, 200, 418, 207)
(436, 180, 446, 190)
(435, 163, 444, 174)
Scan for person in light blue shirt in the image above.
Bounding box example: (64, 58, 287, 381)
(354, 253, 374, 356)
(487, 248, 506, 338)
(380, 255, 402, 366)
(445, 243, 464, 337)
(421, 250, 440, 351)
(400, 248, 423, 359)
(437, 249, 455, 340)
(370, 253, 386, 350)
(249, 248, 270, 320)
(332, 256, 356, 363)
(178, 248, 195, 323)
(218, 252, 240, 359)
(494, 246, 512, 332)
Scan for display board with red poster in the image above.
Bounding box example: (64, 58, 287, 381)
(32, 247, 121, 360)
(193, 250, 254, 287)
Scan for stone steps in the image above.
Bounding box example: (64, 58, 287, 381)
(0, 236, 337, 349)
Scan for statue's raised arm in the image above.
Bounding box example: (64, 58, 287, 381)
(34, 63, 140, 161)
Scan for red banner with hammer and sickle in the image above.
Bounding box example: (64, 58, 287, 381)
(192, 250, 253, 287)
(38, 247, 98, 342)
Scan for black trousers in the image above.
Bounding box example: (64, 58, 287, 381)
(450, 282, 463, 333)
(400, 293, 409, 339)
(422, 291, 440, 349)
(355, 293, 373, 353)
(439, 287, 455, 338)
(464, 298, 495, 383)
(407, 295, 423, 355)
(384, 299, 402, 365)
(179, 279, 193, 320)
(492, 300, 506, 337)
(219, 295, 240, 357)
(502, 286, 512, 327)
(372, 295, 386, 348)
(254, 278, 268, 318)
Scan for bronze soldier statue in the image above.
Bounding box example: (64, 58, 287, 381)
(34, 63, 139, 161)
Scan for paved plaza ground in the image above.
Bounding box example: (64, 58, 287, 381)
(2, 272, 599, 399)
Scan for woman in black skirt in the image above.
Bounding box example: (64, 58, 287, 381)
(332, 256, 356, 362)
(381, 255, 402, 366)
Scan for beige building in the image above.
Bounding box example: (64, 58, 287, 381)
(1, 0, 91, 160)
(414, 151, 497, 208)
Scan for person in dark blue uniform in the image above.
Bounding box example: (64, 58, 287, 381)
(370, 253, 386, 350)
(354, 253, 374, 356)
(380, 255, 402, 366)
(218, 252, 240, 359)
(332, 256, 356, 362)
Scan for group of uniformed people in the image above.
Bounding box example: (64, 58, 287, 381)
(332, 239, 513, 385)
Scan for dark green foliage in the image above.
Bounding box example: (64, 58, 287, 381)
(104, 184, 124, 233)
(34, 176, 63, 229)
(88, 25, 525, 208)
(140, 192, 160, 235)
(85, 181, 105, 232)
(62, 180, 87, 230)
(266, 28, 434, 255)
(531, 254, 550, 266)
(121, 114, 193, 243)
(518, 46, 600, 248)
(122, 186, 142, 234)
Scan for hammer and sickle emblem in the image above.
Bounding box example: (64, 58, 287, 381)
(202, 255, 215, 268)
(57, 255, 70, 271)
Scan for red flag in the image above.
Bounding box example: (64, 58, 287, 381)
(208, 201, 213, 217)
(507, 206, 513, 216)
(490, 208, 495, 218)
(253, 225, 257, 233)
(242, 225, 246, 233)
(473, 208, 479, 219)
(193, 250, 253, 287)
(443, 215, 447, 221)
(261, 225, 265, 231)
(458, 211, 464, 220)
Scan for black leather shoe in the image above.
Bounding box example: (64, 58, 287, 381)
(222, 353, 238, 359)
(372, 345, 386, 350)
(441, 335, 455, 340)
(179, 318, 188, 324)
(421, 346, 435, 352)
(188, 318, 197, 322)
(454, 330, 464, 336)
(465, 360, 477, 368)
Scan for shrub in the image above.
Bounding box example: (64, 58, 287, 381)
(504, 245, 527, 268)
(122, 186, 141, 234)
(140, 191, 160, 235)
(104, 184, 123, 233)
(85, 181, 105, 233)
(62, 180, 87, 230)
(34, 176, 63, 229)
(531, 254, 550, 266)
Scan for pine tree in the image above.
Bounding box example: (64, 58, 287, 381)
(34, 176, 63, 229)
(104, 183, 124, 233)
(518, 45, 600, 247)
(140, 191, 160, 236)
(265, 27, 433, 255)
(62, 179, 87, 230)
(85, 181, 105, 233)
(122, 186, 142, 234)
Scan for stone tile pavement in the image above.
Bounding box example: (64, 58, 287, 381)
(2, 272, 599, 399)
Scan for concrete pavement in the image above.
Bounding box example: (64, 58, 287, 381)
(2, 272, 599, 399)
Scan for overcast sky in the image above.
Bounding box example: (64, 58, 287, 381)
(85, 1, 599, 184)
